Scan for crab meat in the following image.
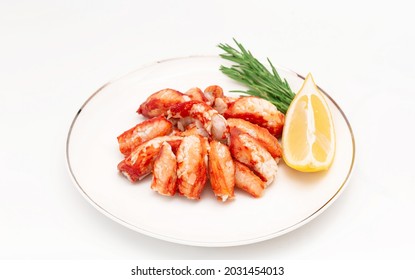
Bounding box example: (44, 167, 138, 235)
(176, 123, 209, 138)
(151, 142, 177, 196)
(172, 124, 210, 172)
(118, 85, 283, 201)
(234, 161, 265, 198)
(118, 135, 182, 182)
(209, 141, 235, 202)
(229, 128, 278, 186)
(184, 87, 206, 102)
(117, 116, 173, 156)
(224, 96, 285, 137)
(176, 135, 207, 199)
(213, 96, 238, 114)
(137, 88, 190, 118)
(203, 85, 224, 105)
(169, 127, 182, 136)
(167, 100, 229, 141)
(227, 118, 282, 159)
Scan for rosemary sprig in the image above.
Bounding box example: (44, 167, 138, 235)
(218, 39, 295, 114)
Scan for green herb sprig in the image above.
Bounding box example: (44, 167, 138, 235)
(218, 39, 295, 114)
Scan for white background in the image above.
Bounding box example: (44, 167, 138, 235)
(1, 0, 414, 260)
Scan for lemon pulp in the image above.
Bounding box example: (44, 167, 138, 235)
(282, 73, 335, 172)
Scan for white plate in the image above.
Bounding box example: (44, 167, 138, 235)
(66, 56, 355, 247)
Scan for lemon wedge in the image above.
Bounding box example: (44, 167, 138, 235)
(282, 73, 335, 172)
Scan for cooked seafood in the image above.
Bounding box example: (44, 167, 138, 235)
(209, 141, 235, 201)
(224, 96, 285, 137)
(176, 135, 207, 199)
(118, 135, 182, 182)
(184, 87, 206, 102)
(117, 85, 283, 201)
(227, 118, 282, 159)
(229, 128, 278, 186)
(151, 142, 177, 196)
(234, 161, 265, 198)
(213, 96, 238, 114)
(117, 116, 172, 156)
(203, 85, 224, 105)
(137, 88, 190, 118)
(167, 100, 229, 141)
(176, 123, 209, 138)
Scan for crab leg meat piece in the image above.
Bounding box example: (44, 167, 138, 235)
(203, 85, 224, 105)
(234, 161, 265, 198)
(167, 100, 229, 141)
(137, 88, 191, 118)
(176, 135, 207, 199)
(229, 128, 278, 186)
(227, 118, 282, 159)
(224, 96, 285, 137)
(211, 114, 229, 142)
(184, 87, 207, 102)
(118, 135, 182, 182)
(209, 141, 235, 202)
(117, 116, 173, 156)
(213, 96, 238, 114)
(151, 142, 177, 196)
(170, 124, 210, 167)
(179, 124, 210, 173)
(176, 123, 209, 138)
(176, 116, 198, 131)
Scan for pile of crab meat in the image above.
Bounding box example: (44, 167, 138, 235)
(117, 85, 285, 201)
